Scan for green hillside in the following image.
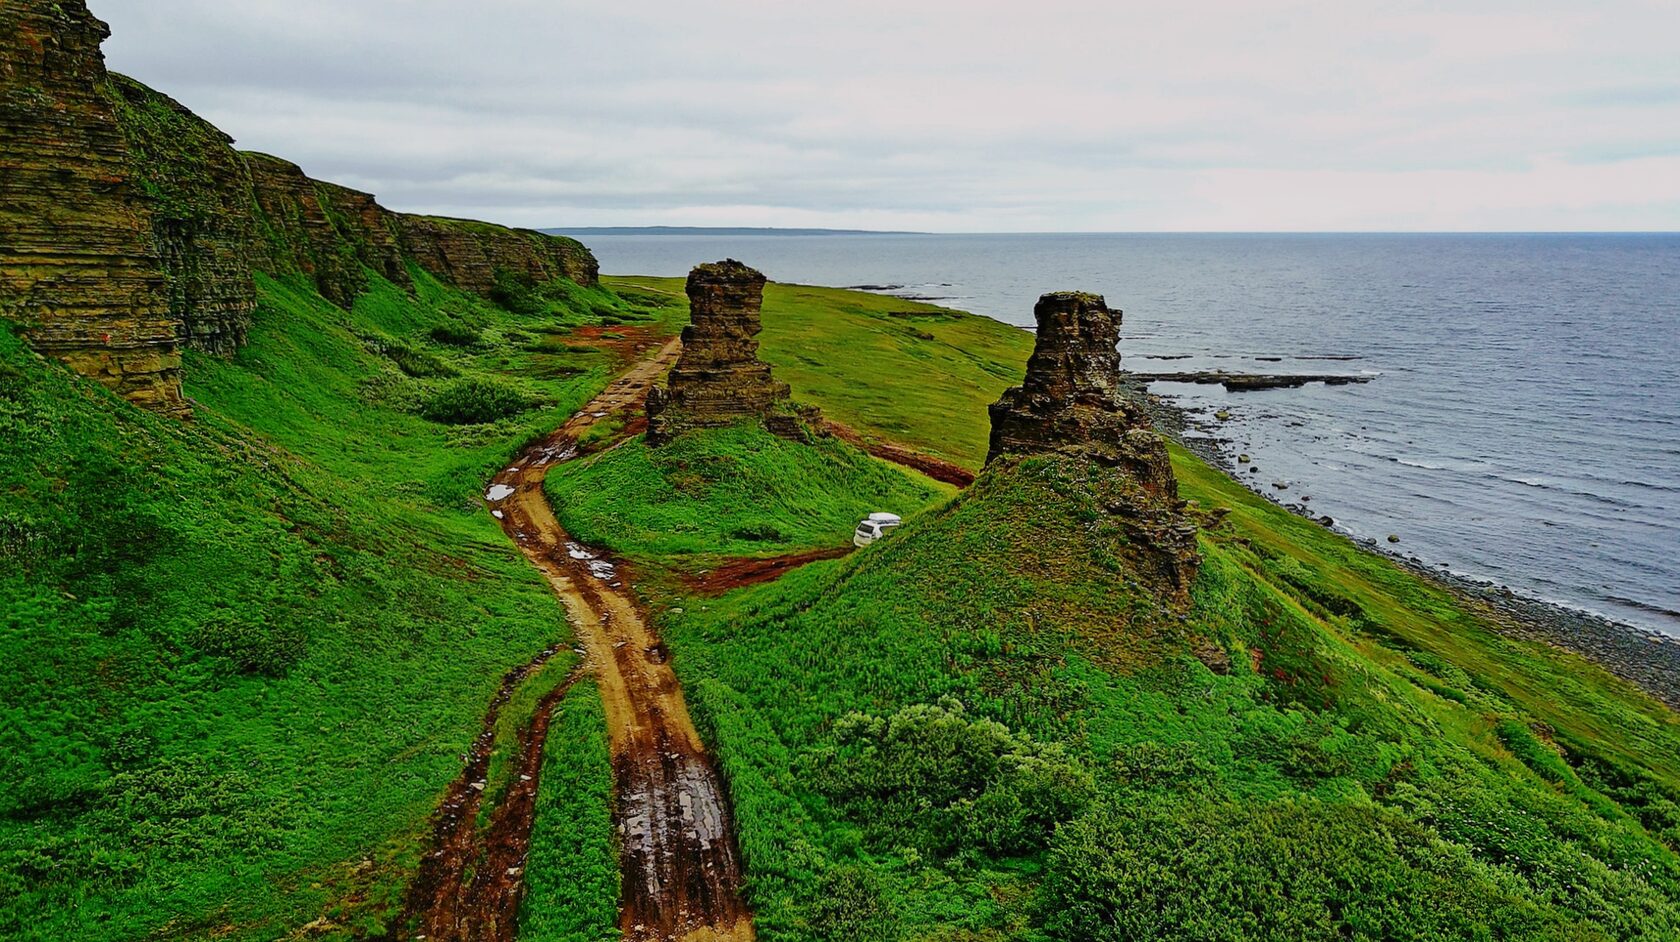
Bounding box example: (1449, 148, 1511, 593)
(0, 267, 677, 940)
(7, 262, 1680, 941)
(605, 276, 1680, 941)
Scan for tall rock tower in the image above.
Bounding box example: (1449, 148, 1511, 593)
(988, 291, 1199, 597)
(0, 0, 185, 413)
(645, 260, 799, 444)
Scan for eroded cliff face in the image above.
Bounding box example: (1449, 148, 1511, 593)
(105, 75, 258, 356)
(988, 291, 1200, 598)
(0, 1, 185, 412)
(646, 260, 799, 444)
(0, 0, 599, 412)
(398, 215, 597, 296)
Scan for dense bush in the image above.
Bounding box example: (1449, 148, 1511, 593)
(814, 700, 1093, 856)
(380, 338, 457, 377)
(1038, 797, 1553, 942)
(428, 321, 483, 347)
(489, 269, 545, 316)
(196, 609, 308, 676)
(419, 376, 535, 424)
(808, 866, 896, 941)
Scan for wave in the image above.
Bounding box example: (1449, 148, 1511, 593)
(1600, 595, 1680, 624)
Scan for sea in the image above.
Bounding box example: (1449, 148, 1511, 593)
(567, 232, 1680, 636)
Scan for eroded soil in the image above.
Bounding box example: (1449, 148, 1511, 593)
(394, 648, 579, 942)
(494, 339, 754, 942)
(683, 545, 854, 595)
(821, 419, 976, 487)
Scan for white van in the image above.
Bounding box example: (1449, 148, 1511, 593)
(853, 512, 902, 548)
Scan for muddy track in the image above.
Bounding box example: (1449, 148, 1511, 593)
(821, 419, 976, 487)
(490, 338, 754, 942)
(684, 546, 854, 595)
(394, 646, 579, 942)
(396, 338, 974, 940)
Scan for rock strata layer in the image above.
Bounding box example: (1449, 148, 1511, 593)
(646, 260, 802, 444)
(988, 291, 1199, 597)
(0, 1, 184, 412)
(1, 0, 598, 412)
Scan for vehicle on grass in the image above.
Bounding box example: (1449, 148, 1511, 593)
(853, 512, 902, 547)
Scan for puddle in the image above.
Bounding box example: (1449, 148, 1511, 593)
(486, 484, 516, 502)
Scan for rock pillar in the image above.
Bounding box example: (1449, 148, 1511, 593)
(646, 260, 798, 444)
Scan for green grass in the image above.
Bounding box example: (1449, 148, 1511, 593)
(588, 277, 1680, 939)
(12, 256, 1680, 942)
(544, 422, 952, 564)
(0, 264, 674, 940)
(518, 680, 620, 942)
(607, 277, 1031, 468)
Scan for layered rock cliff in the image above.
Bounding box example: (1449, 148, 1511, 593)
(0, 0, 598, 412)
(988, 291, 1199, 598)
(646, 260, 802, 444)
(0, 1, 185, 412)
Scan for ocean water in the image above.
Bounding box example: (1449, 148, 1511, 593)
(572, 232, 1680, 634)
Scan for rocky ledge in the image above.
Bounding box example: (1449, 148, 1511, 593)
(646, 260, 814, 445)
(987, 291, 1200, 601)
(1129, 370, 1373, 391)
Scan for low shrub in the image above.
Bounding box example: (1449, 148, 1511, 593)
(419, 376, 536, 425)
(428, 322, 482, 347)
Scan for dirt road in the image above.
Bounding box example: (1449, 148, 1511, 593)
(490, 338, 754, 942)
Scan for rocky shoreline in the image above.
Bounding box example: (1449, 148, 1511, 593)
(1130, 377, 1680, 710)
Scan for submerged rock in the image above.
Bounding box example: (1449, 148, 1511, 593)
(646, 260, 814, 444)
(987, 291, 1199, 600)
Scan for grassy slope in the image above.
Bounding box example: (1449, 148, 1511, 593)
(0, 267, 673, 940)
(610, 277, 1024, 467)
(607, 277, 1680, 940)
(545, 423, 952, 564)
(518, 679, 619, 942)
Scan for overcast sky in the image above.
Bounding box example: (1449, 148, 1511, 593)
(98, 0, 1680, 232)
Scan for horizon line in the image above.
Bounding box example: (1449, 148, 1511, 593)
(543, 226, 1680, 236)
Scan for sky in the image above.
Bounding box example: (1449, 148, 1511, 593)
(98, 0, 1680, 232)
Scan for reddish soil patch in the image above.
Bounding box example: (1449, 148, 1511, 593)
(570, 324, 667, 366)
(684, 545, 854, 595)
(821, 420, 976, 487)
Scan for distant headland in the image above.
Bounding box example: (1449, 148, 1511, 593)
(540, 225, 925, 237)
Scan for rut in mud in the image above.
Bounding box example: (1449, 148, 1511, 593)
(394, 646, 580, 942)
(821, 419, 976, 487)
(684, 546, 854, 595)
(492, 338, 754, 942)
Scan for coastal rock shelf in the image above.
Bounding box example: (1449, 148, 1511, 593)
(1129, 370, 1374, 391)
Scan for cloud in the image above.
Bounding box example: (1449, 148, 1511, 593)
(96, 0, 1680, 230)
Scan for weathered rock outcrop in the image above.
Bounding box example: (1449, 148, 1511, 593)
(646, 260, 803, 444)
(988, 291, 1199, 597)
(105, 75, 258, 355)
(0, 1, 184, 412)
(398, 215, 597, 296)
(0, 0, 600, 413)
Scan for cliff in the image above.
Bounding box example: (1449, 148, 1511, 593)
(988, 291, 1200, 599)
(0, 0, 598, 411)
(0, 1, 185, 412)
